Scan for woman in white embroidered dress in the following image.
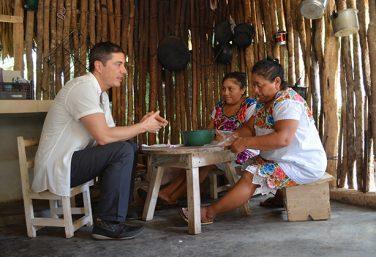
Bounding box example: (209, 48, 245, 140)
(179, 58, 327, 224)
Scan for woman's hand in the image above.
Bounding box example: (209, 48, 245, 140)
(230, 137, 249, 154)
(215, 130, 226, 142)
(216, 130, 239, 146)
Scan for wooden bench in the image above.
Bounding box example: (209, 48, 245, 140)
(283, 172, 334, 221)
(17, 136, 94, 238)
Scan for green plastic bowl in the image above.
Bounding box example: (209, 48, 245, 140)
(181, 129, 215, 146)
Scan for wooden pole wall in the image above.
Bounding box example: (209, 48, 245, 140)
(4, 0, 376, 192)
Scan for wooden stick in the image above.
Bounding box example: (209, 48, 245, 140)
(54, 0, 63, 88)
(101, 0, 108, 41)
(79, 0, 88, 76)
(357, 0, 372, 192)
(36, 0, 44, 99)
(107, 0, 115, 43)
(114, 0, 121, 45)
(191, 0, 198, 130)
(284, 0, 294, 83)
(149, 0, 158, 144)
(63, 0, 72, 80)
(49, 0, 57, 97)
(42, 0, 50, 98)
(25, 10, 35, 83)
(338, 60, 348, 188)
(127, 0, 135, 126)
(96, 0, 102, 43)
(244, 0, 255, 96)
(89, 0, 96, 46)
(71, 0, 79, 77)
(13, 0, 23, 71)
(107, 0, 117, 123)
(368, 0, 376, 192)
(342, 37, 355, 189)
(321, 0, 339, 186)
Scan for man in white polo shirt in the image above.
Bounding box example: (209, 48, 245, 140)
(32, 42, 168, 240)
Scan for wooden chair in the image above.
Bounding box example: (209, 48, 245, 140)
(17, 136, 94, 238)
(283, 172, 334, 221)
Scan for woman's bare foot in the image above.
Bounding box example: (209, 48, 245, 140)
(201, 206, 215, 224)
(179, 207, 214, 225)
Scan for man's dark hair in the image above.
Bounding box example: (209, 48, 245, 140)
(222, 71, 247, 89)
(251, 57, 289, 90)
(88, 42, 125, 72)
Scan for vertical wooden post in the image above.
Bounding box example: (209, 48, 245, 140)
(149, 0, 158, 144)
(25, 10, 35, 82)
(322, 0, 339, 187)
(13, 0, 24, 71)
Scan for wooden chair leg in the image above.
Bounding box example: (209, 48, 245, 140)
(62, 196, 74, 238)
(70, 196, 76, 207)
(23, 195, 36, 237)
(83, 188, 93, 226)
(49, 200, 58, 218)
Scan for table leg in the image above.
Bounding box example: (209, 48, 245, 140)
(186, 167, 201, 234)
(224, 162, 251, 216)
(142, 166, 164, 221)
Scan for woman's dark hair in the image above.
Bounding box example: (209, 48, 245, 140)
(222, 71, 247, 89)
(89, 42, 125, 72)
(251, 57, 289, 89)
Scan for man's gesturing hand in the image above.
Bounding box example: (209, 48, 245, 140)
(140, 110, 168, 133)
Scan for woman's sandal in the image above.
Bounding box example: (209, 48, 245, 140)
(178, 207, 214, 225)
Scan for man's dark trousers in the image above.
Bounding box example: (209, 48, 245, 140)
(70, 141, 137, 222)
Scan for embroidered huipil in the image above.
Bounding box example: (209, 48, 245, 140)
(253, 88, 327, 184)
(211, 97, 258, 164)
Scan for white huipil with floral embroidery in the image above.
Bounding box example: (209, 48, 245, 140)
(252, 88, 327, 184)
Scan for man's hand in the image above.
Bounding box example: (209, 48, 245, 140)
(140, 111, 155, 123)
(154, 111, 168, 126)
(230, 137, 249, 154)
(140, 110, 168, 133)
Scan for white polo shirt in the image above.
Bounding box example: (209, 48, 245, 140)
(32, 73, 115, 196)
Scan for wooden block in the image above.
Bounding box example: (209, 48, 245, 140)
(0, 14, 23, 23)
(284, 182, 331, 221)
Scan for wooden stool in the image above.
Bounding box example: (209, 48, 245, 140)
(209, 165, 250, 216)
(209, 169, 231, 199)
(283, 172, 334, 221)
(17, 136, 94, 238)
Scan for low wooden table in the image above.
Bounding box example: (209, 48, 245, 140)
(141, 145, 250, 235)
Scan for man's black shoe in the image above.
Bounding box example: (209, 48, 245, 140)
(92, 219, 143, 240)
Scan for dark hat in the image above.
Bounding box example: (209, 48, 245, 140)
(24, 0, 38, 10)
(234, 23, 255, 48)
(157, 36, 190, 72)
(214, 20, 234, 45)
(214, 43, 233, 65)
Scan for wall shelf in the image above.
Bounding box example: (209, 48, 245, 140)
(0, 100, 53, 114)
